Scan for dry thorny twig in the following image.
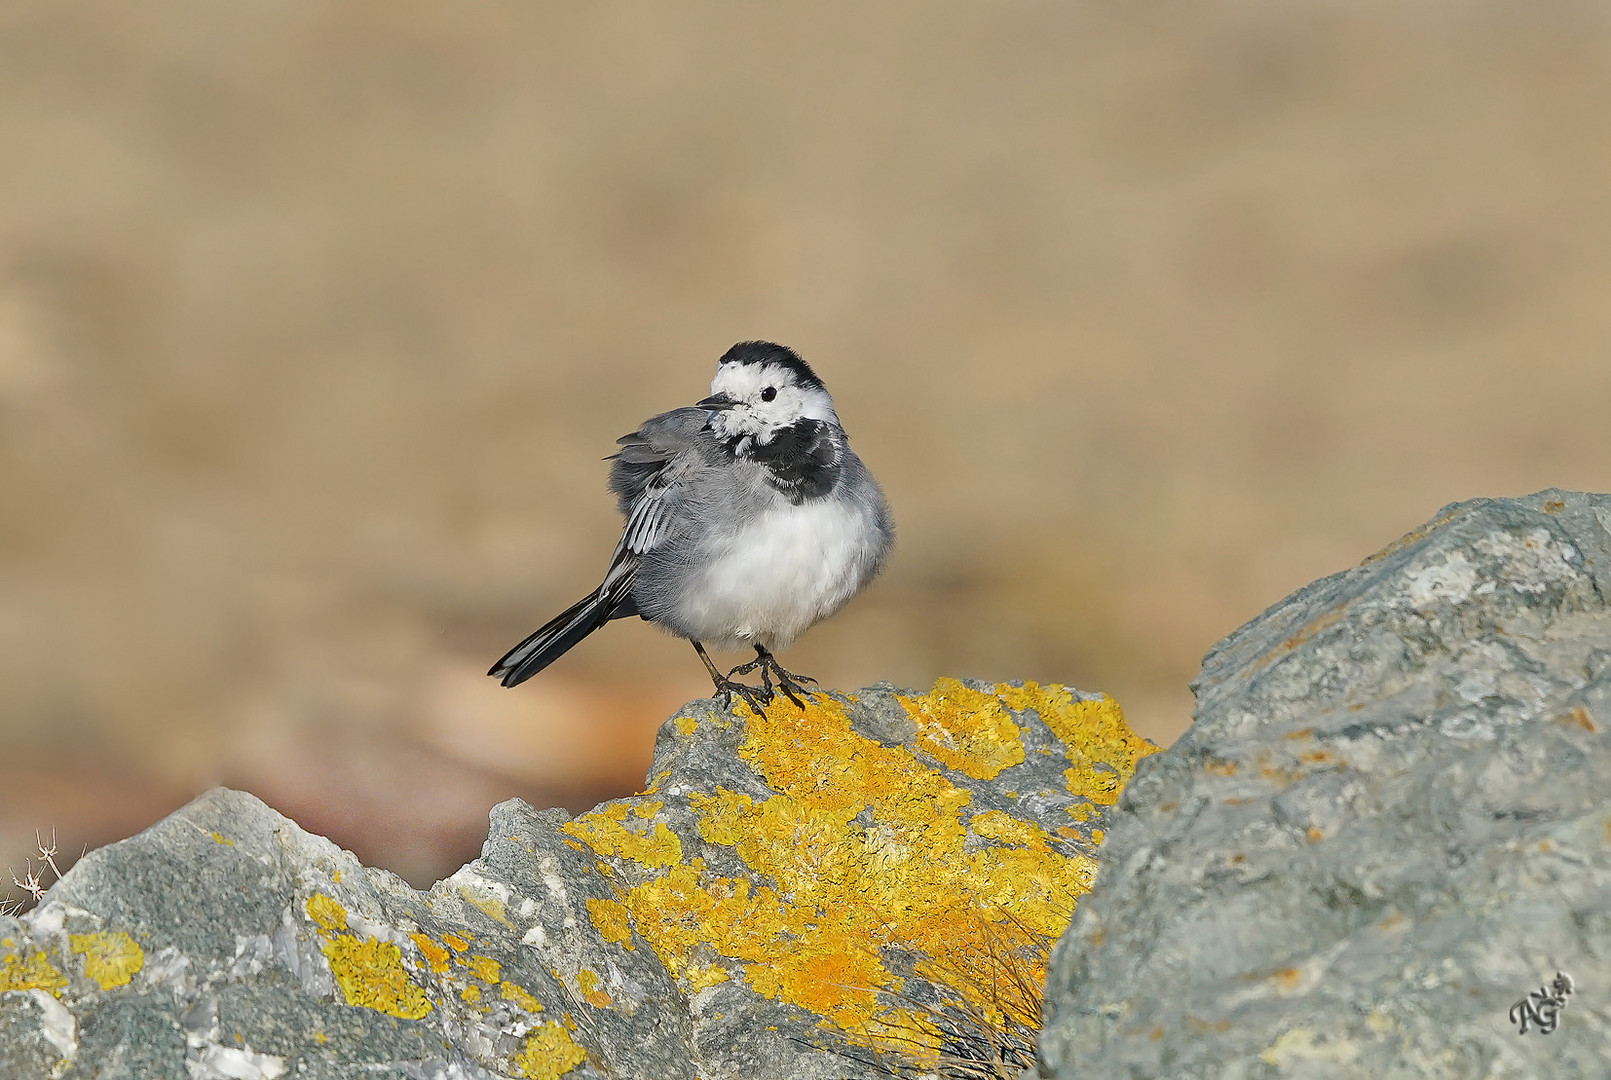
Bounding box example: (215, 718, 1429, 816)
(1, 829, 67, 918)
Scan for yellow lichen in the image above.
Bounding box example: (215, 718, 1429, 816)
(969, 810, 1050, 853)
(411, 934, 449, 973)
(574, 681, 1151, 1041)
(510, 1021, 589, 1079)
(210, 831, 234, 846)
(441, 933, 469, 952)
(900, 677, 1027, 780)
(309, 894, 430, 1020)
(68, 931, 144, 990)
(582, 687, 1124, 1032)
(305, 894, 348, 934)
(675, 715, 698, 736)
(0, 948, 67, 996)
(562, 805, 683, 869)
(460, 889, 512, 926)
(683, 963, 730, 992)
(461, 984, 482, 1004)
(501, 980, 544, 1013)
(575, 968, 612, 1008)
(320, 934, 433, 1019)
(465, 954, 501, 982)
(1005, 684, 1157, 805)
(585, 899, 634, 949)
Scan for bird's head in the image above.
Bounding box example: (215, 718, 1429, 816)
(700, 341, 840, 445)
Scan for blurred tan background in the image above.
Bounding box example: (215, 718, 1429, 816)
(3, 1, 1610, 890)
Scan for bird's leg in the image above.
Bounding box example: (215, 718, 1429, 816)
(750, 645, 817, 708)
(692, 640, 772, 712)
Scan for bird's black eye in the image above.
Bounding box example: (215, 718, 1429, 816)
(761, 386, 777, 402)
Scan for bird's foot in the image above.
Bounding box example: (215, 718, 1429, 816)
(711, 675, 772, 714)
(729, 650, 817, 709)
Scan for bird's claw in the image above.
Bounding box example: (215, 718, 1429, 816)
(713, 677, 773, 714)
(725, 651, 817, 710)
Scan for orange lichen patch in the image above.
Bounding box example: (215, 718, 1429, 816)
(585, 899, 634, 949)
(1017, 685, 1156, 805)
(583, 685, 1143, 1035)
(899, 677, 1026, 780)
(633, 800, 663, 819)
(562, 803, 683, 870)
(68, 931, 144, 990)
(442, 934, 469, 952)
(307, 893, 431, 1020)
(1279, 606, 1345, 653)
(675, 715, 698, 736)
(1299, 750, 1337, 765)
(1204, 761, 1237, 776)
(1187, 1016, 1233, 1034)
(411, 934, 449, 973)
(461, 984, 482, 1005)
(1306, 827, 1324, 843)
(576, 968, 612, 1008)
(501, 980, 544, 1013)
(510, 1021, 588, 1079)
(1543, 498, 1567, 514)
(0, 947, 66, 996)
(1282, 729, 1314, 741)
(1255, 754, 1299, 785)
(1562, 707, 1598, 733)
(1361, 506, 1464, 565)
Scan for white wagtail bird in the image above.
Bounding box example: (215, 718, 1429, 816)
(489, 341, 893, 709)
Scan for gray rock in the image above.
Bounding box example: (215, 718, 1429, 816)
(1037, 489, 1611, 1079)
(2, 678, 1153, 1079)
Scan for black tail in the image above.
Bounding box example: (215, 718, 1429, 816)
(488, 588, 627, 688)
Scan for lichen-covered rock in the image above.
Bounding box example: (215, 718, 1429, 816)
(1037, 490, 1611, 1078)
(0, 679, 1154, 1079)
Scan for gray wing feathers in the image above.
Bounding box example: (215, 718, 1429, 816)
(492, 407, 724, 686)
(607, 407, 710, 510)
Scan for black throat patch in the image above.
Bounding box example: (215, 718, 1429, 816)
(742, 418, 840, 501)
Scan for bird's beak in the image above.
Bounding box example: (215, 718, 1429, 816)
(696, 393, 737, 410)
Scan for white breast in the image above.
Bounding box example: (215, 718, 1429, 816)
(676, 495, 881, 651)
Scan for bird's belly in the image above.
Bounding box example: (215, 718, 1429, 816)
(670, 497, 880, 650)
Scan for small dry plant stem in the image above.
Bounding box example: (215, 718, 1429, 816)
(1, 829, 65, 917)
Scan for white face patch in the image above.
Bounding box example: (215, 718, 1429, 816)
(707, 361, 839, 444)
